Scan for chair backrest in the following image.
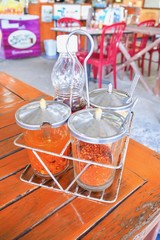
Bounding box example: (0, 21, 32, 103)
(138, 19, 156, 27)
(133, 19, 156, 52)
(99, 22, 126, 63)
(57, 17, 82, 27)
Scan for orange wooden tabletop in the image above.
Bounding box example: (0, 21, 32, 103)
(0, 72, 160, 240)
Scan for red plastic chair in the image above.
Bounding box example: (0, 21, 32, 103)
(127, 19, 156, 79)
(147, 23, 160, 76)
(84, 22, 126, 88)
(57, 17, 82, 28)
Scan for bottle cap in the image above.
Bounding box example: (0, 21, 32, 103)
(57, 34, 78, 53)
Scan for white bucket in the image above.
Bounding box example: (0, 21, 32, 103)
(44, 39, 57, 57)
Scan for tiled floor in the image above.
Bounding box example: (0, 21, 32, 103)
(0, 54, 160, 153)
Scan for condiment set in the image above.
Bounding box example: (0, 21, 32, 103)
(14, 29, 138, 202)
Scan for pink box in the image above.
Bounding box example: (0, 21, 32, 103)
(0, 15, 41, 59)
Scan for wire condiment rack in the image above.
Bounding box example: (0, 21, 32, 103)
(14, 29, 135, 203)
(14, 114, 132, 204)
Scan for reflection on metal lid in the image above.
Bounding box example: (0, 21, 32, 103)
(89, 88, 133, 111)
(16, 100, 71, 130)
(68, 108, 127, 144)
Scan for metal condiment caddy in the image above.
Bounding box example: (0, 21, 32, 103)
(14, 29, 135, 203)
(14, 113, 132, 204)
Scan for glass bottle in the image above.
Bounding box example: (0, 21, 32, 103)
(51, 34, 86, 112)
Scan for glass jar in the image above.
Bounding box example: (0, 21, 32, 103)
(15, 99, 71, 178)
(89, 86, 134, 117)
(68, 108, 128, 192)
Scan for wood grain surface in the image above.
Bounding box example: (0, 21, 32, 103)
(0, 72, 159, 240)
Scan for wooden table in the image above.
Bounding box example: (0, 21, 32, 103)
(0, 72, 160, 240)
(51, 26, 133, 36)
(51, 25, 160, 95)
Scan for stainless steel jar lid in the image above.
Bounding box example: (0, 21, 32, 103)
(68, 108, 127, 144)
(89, 88, 133, 111)
(15, 99, 71, 130)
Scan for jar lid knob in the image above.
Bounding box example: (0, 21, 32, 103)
(95, 108, 102, 120)
(40, 98, 46, 110)
(108, 83, 113, 93)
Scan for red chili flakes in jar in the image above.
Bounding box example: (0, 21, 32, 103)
(73, 140, 113, 188)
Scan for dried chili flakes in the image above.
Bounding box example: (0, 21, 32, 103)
(73, 141, 114, 188)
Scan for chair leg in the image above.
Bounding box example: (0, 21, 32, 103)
(121, 53, 124, 64)
(138, 58, 141, 68)
(148, 51, 153, 76)
(93, 66, 98, 79)
(141, 55, 145, 76)
(130, 66, 133, 81)
(121, 55, 128, 72)
(98, 65, 103, 88)
(113, 64, 117, 89)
